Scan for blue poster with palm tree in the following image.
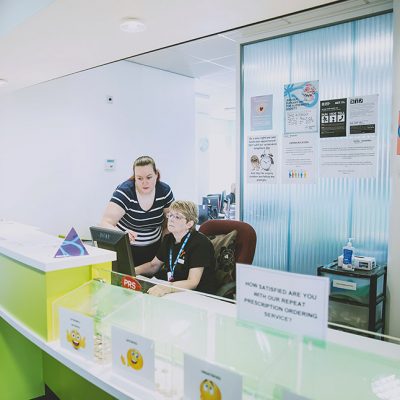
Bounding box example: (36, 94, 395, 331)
(284, 80, 319, 134)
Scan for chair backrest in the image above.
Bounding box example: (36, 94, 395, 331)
(199, 220, 257, 264)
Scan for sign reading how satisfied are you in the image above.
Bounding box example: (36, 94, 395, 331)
(236, 264, 330, 339)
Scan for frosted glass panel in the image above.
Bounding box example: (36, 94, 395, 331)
(241, 13, 393, 273)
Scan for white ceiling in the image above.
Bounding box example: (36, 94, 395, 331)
(124, 0, 392, 120)
(0, 0, 343, 97)
(128, 0, 392, 81)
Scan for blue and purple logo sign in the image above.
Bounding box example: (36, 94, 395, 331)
(54, 227, 89, 258)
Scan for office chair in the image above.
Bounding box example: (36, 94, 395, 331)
(199, 220, 257, 298)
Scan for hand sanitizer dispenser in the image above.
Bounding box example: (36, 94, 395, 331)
(342, 238, 354, 270)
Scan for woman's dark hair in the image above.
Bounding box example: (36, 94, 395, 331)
(130, 156, 160, 181)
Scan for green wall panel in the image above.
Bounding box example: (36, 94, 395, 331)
(0, 318, 44, 399)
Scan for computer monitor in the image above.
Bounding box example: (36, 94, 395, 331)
(89, 226, 135, 276)
(198, 204, 209, 225)
(203, 194, 220, 209)
(202, 195, 220, 219)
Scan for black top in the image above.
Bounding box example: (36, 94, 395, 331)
(110, 180, 174, 247)
(155, 231, 216, 294)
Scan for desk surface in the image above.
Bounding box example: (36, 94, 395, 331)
(0, 220, 116, 272)
(3, 286, 400, 400)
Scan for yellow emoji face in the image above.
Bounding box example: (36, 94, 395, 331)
(67, 329, 86, 350)
(200, 379, 222, 400)
(126, 348, 143, 370)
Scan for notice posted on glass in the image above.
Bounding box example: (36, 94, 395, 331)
(282, 134, 317, 184)
(237, 265, 329, 339)
(320, 136, 377, 178)
(247, 134, 278, 183)
(284, 80, 319, 134)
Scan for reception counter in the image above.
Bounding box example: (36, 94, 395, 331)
(1, 221, 400, 400)
(0, 221, 115, 399)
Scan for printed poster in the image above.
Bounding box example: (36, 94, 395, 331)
(184, 354, 242, 400)
(247, 135, 278, 183)
(348, 94, 378, 134)
(251, 94, 273, 131)
(284, 81, 319, 134)
(320, 98, 347, 138)
(59, 307, 94, 361)
(111, 326, 155, 390)
(320, 136, 377, 178)
(236, 264, 329, 340)
(282, 134, 317, 184)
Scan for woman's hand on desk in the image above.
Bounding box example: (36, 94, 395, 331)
(147, 284, 174, 297)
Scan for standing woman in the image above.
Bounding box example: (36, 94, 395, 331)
(100, 156, 174, 266)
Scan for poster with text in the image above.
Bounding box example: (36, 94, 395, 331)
(184, 354, 242, 400)
(284, 80, 319, 134)
(320, 98, 347, 138)
(111, 326, 155, 390)
(247, 134, 278, 183)
(348, 94, 378, 134)
(251, 94, 273, 131)
(320, 136, 377, 178)
(59, 307, 94, 361)
(236, 264, 329, 340)
(282, 134, 317, 184)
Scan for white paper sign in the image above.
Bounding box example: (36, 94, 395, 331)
(236, 264, 329, 339)
(348, 94, 378, 135)
(320, 136, 377, 178)
(282, 133, 317, 183)
(111, 325, 155, 390)
(184, 354, 242, 400)
(247, 134, 278, 183)
(251, 94, 273, 131)
(59, 307, 94, 360)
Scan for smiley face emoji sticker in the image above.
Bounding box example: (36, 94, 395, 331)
(66, 329, 86, 350)
(125, 348, 143, 370)
(200, 379, 222, 400)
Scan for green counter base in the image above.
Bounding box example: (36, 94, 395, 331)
(0, 318, 115, 400)
(0, 318, 44, 400)
(43, 353, 115, 400)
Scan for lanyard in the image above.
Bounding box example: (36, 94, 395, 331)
(168, 232, 191, 281)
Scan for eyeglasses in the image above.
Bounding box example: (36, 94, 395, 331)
(166, 212, 186, 221)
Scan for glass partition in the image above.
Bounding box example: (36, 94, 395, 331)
(51, 270, 400, 399)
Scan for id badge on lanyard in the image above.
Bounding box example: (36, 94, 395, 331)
(169, 232, 191, 282)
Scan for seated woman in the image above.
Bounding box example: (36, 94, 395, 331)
(135, 200, 216, 297)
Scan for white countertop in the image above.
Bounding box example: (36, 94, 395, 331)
(0, 220, 116, 272)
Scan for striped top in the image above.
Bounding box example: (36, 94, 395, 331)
(110, 180, 174, 247)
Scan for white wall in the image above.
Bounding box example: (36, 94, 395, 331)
(0, 61, 196, 237)
(195, 77, 236, 201)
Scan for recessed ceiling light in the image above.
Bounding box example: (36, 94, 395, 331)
(0, 79, 8, 86)
(120, 18, 146, 33)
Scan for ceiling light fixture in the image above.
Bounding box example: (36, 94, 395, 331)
(0, 79, 8, 86)
(120, 18, 146, 33)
